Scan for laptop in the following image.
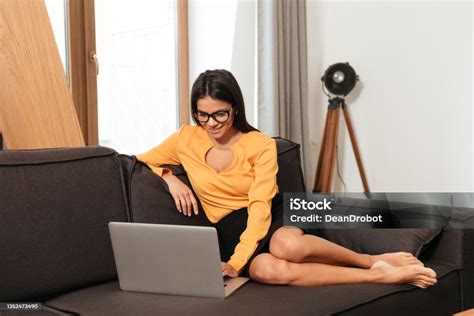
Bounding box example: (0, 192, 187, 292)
(108, 222, 250, 299)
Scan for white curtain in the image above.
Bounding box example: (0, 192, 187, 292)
(258, 0, 312, 190)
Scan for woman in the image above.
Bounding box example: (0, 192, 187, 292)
(138, 69, 437, 288)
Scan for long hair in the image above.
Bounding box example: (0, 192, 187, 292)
(190, 69, 258, 133)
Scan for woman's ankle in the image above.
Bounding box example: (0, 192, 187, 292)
(359, 253, 374, 269)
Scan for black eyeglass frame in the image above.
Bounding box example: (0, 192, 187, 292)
(193, 108, 233, 124)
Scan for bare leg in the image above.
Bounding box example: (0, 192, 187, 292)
(270, 226, 422, 268)
(249, 253, 437, 288)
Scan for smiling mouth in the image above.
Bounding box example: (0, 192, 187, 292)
(208, 126, 223, 132)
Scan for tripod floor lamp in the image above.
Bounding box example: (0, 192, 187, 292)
(312, 62, 370, 193)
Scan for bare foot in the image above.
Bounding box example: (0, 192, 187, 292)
(371, 252, 423, 267)
(369, 261, 437, 289)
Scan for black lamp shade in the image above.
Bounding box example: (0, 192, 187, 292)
(322, 62, 358, 96)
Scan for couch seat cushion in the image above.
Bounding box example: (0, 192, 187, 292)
(45, 262, 458, 316)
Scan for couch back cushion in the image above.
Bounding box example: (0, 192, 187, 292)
(0, 147, 129, 301)
(274, 137, 306, 192)
(319, 229, 442, 257)
(121, 155, 212, 226)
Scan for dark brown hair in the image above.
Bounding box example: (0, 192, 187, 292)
(190, 69, 258, 133)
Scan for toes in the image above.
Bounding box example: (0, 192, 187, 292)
(411, 279, 436, 289)
(419, 275, 437, 285)
(427, 280, 437, 286)
(411, 258, 424, 266)
(419, 267, 437, 278)
(410, 281, 428, 289)
(426, 268, 437, 278)
(421, 279, 436, 287)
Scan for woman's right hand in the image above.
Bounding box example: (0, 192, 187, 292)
(162, 173, 199, 216)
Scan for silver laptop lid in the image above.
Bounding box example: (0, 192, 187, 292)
(109, 222, 226, 298)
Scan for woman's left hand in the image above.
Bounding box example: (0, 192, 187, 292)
(221, 262, 238, 277)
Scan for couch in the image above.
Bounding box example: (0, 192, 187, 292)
(0, 138, 472, 316)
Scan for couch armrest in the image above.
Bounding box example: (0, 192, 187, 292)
(463, 229, 474, 309)
(421, 228, 474, 310)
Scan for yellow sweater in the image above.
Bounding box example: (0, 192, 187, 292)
(137, 125, 278, 272)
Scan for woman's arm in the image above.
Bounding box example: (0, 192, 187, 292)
(137, 126, 198, 216)
(227, 138, 278, 273)
(137, 127, 182, 176)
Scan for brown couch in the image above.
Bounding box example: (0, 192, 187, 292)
(0, 139, 472, 315)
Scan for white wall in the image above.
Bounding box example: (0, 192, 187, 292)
(188, 0, 256, 125)
(307, 0, 473, 192)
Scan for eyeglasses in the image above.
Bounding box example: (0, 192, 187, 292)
(194, 109, 232, 124)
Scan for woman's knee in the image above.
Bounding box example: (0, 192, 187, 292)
(269, 226, 304, 261)
(249, 253, 290, 285)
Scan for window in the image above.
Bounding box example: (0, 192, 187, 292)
(95, 0, 179, 154)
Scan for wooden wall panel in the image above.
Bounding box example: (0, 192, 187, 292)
(0, 0, 84, 149)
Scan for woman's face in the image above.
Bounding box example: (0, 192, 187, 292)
(196, 95, 236, 141)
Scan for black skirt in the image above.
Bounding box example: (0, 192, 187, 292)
(214, 193, 284, 277)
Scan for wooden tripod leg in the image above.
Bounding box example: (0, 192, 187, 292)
(319, 108, 338, 192)
(327, 107, 340, 191)
(313, 109, 331, 192)
(342, 105, 370, 192)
